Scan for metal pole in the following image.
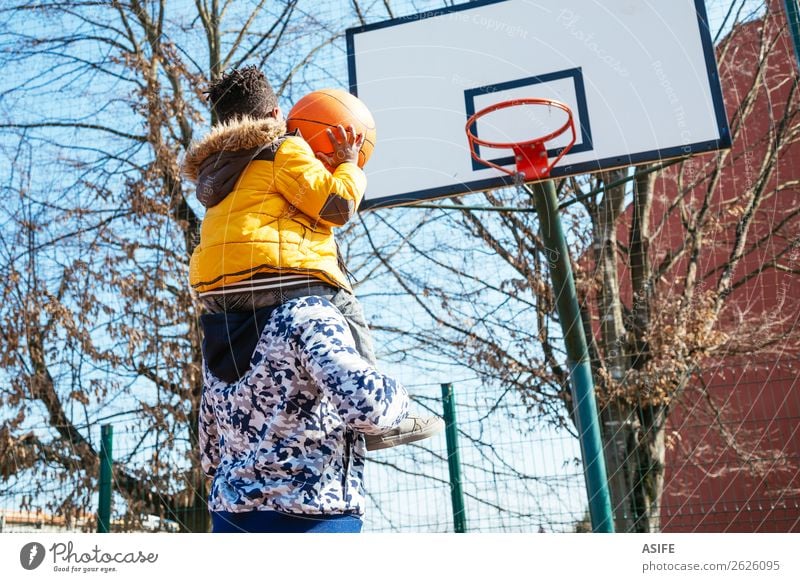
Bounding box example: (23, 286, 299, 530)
(441, 383, 467, 533)
(526, 179, 614, 533)
(785, 0, 800, 71)
(97, 424, 113, 533)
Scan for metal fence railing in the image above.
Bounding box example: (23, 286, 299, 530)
(1, 364, 797, 533)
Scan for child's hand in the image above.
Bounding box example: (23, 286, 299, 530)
(316, 124, 365, 168)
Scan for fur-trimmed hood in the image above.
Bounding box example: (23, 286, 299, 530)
(181, 116, 287, 208)
(182, 116, 287, 182)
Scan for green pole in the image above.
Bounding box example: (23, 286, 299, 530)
(97, 424, 113, 533)
(441, 383, 467, 533)
(785, 0, 800, 71)
(526, 180, 614, 533)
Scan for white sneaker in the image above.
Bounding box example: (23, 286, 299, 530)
(364, 415, 445, 451)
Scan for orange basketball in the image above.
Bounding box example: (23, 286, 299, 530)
(286, 88, 376, 170)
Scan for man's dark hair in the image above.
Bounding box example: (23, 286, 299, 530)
(206, 66, 278, 125)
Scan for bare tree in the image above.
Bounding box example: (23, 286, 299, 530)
(0, 0, 365, 531)
(354, 0, 799, 531)
(1, 0, 794, 535)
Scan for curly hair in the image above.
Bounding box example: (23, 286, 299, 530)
(206, 66, 278, 125)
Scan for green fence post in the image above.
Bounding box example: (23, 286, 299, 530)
(97, 424, 113, 533)
(441, 383, 467, 533)
(526, 180, 615, 533)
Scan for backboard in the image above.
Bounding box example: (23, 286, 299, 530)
(346, 0, 730, 210)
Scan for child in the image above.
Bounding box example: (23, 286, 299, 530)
(183, 66, 442, 450)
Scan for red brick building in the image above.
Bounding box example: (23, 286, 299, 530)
(657, 4, 800, 532)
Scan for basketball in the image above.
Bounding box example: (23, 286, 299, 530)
(286, 88, 376, 170)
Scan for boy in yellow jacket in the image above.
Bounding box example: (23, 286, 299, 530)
(183, 66, 442, 451)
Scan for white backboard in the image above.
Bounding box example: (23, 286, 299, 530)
(346, 0, 730, 209)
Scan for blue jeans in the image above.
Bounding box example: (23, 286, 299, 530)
(212, 511, 363, 533)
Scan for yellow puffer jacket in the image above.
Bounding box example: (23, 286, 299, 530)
(182, 116, 367, 293)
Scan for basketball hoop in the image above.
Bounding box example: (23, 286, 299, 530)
(465, 98, 576, 182)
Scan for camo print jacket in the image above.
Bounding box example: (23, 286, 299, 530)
(198, 296, 409, 516)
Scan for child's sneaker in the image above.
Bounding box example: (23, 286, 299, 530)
(364, 415, 445, 451)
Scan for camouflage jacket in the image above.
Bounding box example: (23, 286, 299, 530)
(198, 296, 408, 516)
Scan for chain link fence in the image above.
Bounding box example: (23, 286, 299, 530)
(2, 359, 797, 533)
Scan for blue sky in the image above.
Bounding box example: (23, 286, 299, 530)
(0, 0, 768, 532)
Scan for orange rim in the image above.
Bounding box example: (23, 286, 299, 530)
(465, 98, 576, 179)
